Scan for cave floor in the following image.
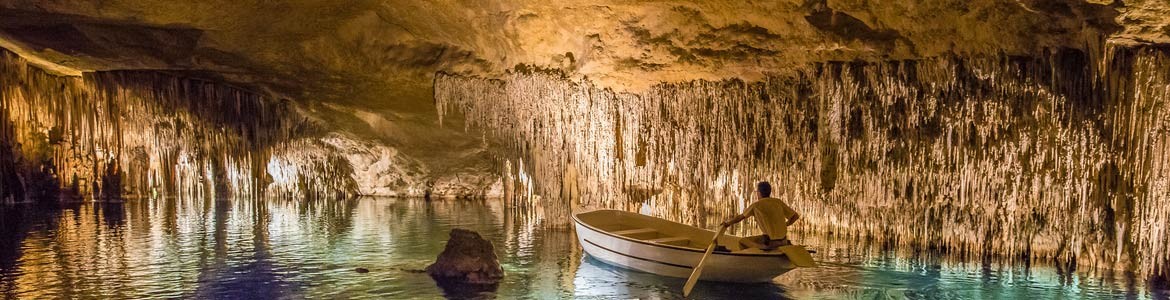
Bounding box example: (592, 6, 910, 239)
(0, 198, 1163, 299)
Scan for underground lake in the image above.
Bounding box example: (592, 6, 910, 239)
(0, 198, 1166, 299)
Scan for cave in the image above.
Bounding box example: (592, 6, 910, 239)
(0, 1, 1168, 298)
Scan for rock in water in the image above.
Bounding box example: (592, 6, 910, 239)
(426, 228, 504, 285)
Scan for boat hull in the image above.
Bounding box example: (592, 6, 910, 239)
(573, 212, 795, 283)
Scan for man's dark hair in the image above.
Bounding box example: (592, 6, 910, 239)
(757, 181, 772, 198)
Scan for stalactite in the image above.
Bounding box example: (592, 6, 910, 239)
(265, 138, 359, 200)
(0, 48, 355, 202)
(435, 45, 1170, 278)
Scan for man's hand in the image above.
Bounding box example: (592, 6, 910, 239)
(721, 214, 743, 227)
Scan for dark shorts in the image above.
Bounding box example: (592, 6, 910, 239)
(741, 234, 792, 250)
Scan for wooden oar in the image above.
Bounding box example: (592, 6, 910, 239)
(683, 223, 729, 297)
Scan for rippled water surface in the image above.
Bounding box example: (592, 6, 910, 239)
(0, 198, 1165, 299)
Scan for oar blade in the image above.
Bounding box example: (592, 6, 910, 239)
(779, 245, 816, 267)
(682, 245, 713, 296)
(683, 225, 727, 297)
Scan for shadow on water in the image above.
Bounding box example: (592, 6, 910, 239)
(192, 199, 301, 299)
(0, 206, 29, 299)
(432, 278, 500, 300)
(96, 202, 125, 229)
(0, 202, 74, 299)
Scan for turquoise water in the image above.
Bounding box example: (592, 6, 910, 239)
(0, 198, 1164, 299)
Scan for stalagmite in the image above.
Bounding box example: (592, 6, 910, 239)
(435, 46, 1170, 278)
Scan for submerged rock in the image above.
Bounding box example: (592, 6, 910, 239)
(425, 228, 504, 285)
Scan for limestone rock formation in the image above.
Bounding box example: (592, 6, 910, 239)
(0, 1, 1166, 201)
(425, 228, 505, 285)
(0, 0, 1147, 93)
(1, 0, 1170, 282)
(436, 46, 1170, 278)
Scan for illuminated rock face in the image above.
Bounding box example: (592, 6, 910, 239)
(319, 133, 428, 197)
(0, 49, 358, 201)
(436, 46, 1170, 277)
(0, 0, 1165, 204)
(0, 48, 496, 201)
(0, 1, 1148, 104)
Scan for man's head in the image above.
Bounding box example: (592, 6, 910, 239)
(757, 181, 772, 198)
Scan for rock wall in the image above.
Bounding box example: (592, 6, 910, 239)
(435, 45, 1170, 278)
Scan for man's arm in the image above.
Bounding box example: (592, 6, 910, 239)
(721, 213, 748, 227)
(721, 203, 756, 227)
(787, 212, 800, 226)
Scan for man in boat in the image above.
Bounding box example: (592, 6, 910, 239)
(720, 181, 800, 251)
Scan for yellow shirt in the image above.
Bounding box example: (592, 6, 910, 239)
(743, 197, 796, 239)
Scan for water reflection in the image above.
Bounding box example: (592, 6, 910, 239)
(0, 198, 1165, 299)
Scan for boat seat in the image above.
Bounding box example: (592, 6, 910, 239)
(612, 228, 657, 236)
(647, 236, 690, 246)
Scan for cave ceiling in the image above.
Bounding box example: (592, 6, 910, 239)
(1, 1, 1164, 102)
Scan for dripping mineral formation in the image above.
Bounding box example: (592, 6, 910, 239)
(0, 0, 1168, 285)
(436, 46, 1170, 279)
(0, 49, 354, 201)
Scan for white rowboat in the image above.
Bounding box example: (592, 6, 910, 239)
(573, 209, 802, 283)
